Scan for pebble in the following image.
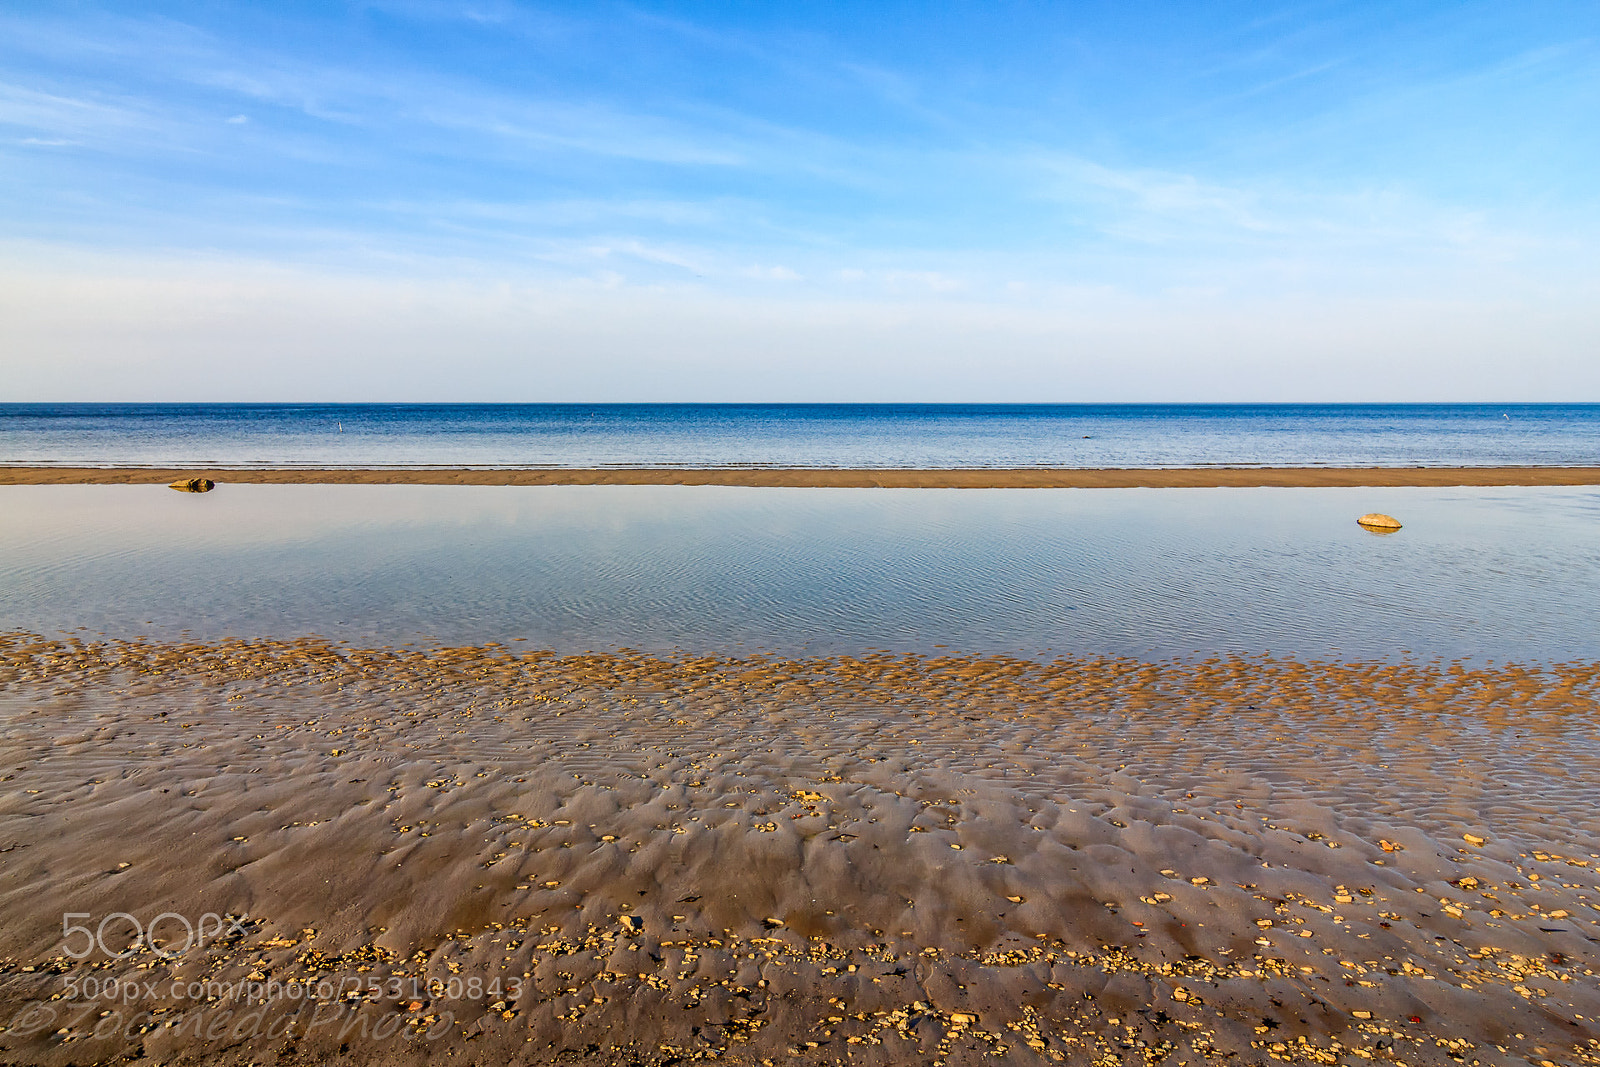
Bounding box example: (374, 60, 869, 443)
(168, 477, 216, 493)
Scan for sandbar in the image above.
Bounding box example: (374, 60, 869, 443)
(3, 465, 1600, 488)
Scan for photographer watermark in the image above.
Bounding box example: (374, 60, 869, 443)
(5, 1000, 458, 1044)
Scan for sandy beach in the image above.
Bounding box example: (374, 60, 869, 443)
(7, 2, 1598, 1065)
(3, 635, 1598, 1065)
(4, 466, 1600, 488)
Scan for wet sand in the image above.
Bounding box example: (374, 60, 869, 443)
(5, 466, 1600, 488)
(2, 636, 1599, 1065)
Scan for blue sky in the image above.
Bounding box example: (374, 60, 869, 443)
(2, 1, 1597, 400)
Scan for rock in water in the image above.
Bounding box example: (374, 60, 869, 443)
(1356, 513, 1401, 530)
(169, 478, 215, 493)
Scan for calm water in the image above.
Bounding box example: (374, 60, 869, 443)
(3, 484, 1597, 661)
(3, 403, 1598, 469)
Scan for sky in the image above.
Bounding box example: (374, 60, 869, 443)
(2, 1, 1597, 401)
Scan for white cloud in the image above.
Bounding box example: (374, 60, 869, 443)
(744, 265, 800, 281)
(883, 270, 962, 294)
(3, 248, 1595, 402)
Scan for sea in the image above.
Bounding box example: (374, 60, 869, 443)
(2, 403, 1597, 661)
(2, 402, 1598, 469)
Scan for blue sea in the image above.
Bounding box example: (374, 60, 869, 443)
(2, 402, 1598, 469)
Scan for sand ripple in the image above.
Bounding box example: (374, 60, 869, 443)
(2, 634, 1599, 1065)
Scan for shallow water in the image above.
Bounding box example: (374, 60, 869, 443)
(2, 483, 1597, 660)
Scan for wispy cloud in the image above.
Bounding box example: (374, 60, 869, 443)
(0, 1, 1597, 400)
(1040, 156, 1273, 236)
(412, 100, 747, 167)
(743, 264, 800, 281)
(0, 81, 170, 146)
(0, 9, 779, 167)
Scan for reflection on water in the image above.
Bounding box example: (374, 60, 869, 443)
(1, 484, 1597, 660)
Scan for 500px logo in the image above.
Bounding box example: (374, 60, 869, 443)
(61, 912, 248, 959)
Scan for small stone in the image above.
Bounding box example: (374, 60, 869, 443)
(1357, 513, 1401, 530)
(169, 478, 215, 493)
(1464, 833, 1486, 846)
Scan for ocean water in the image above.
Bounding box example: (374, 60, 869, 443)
(3, 403, 1598, 469)
(3, 483, 1597, 661)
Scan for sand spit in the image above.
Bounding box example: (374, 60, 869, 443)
(5, 466, 1600, 488)
(3, 636, 1600, 1066)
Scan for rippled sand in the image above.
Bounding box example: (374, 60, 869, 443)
(2, 635, 1599, 1066)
